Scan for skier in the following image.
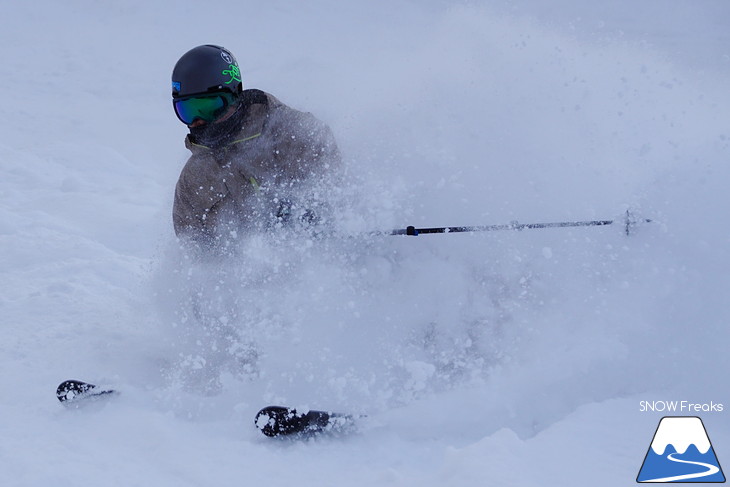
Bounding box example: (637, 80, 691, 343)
(171, 44, 342, 251)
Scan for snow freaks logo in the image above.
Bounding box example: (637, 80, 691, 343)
(640, 401, 724, 413)
(637, 416, 726, 483)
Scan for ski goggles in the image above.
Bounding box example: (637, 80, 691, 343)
(173, 91, 238, 125)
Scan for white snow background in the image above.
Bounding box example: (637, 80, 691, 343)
(1, 0, 729, 485)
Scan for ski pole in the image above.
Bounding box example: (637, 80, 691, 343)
(388, 210, 651, 237)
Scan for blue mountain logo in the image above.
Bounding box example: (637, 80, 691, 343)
(637, 416, 725, 483)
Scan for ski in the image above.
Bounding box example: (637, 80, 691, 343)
(56, 380, 356, 438)
(254, 405, 356, 438)
(56, 380, 117, 405)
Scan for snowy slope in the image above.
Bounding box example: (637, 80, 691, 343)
(2, 1, 729, 485)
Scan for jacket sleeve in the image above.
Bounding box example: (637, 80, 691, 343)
(172, 157, 228, 242)
(275, 110, 342, 182)
(172, 173, 199, 238)
(267, 110, 343, 228)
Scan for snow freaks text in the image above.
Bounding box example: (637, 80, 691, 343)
(639, 401, 724, 413)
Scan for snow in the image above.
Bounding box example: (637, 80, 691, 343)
(651, 417, 711, 455)
(2, 0, 729, 485)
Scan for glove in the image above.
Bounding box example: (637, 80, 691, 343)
(275, 199, 319, 228)
(275, 199, 293, 224)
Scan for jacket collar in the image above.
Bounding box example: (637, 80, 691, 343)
(185, 131, 262, 154)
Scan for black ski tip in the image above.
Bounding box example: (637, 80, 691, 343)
(56, 379, 116, 405)
(57, 380, 96, 402)
(254, 406, 327, 437)
(254, 406, 354, 438)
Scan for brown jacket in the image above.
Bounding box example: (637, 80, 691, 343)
(173, 90, 341, 246)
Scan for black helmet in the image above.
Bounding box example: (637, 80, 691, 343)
(172, 45, 243, 98)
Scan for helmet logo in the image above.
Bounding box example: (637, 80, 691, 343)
(172, 81, 181, 92)
(220, 51, 233, 64)
(222, 64, 241, 85)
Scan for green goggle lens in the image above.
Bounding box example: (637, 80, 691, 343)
(173, 91, 237, 125)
